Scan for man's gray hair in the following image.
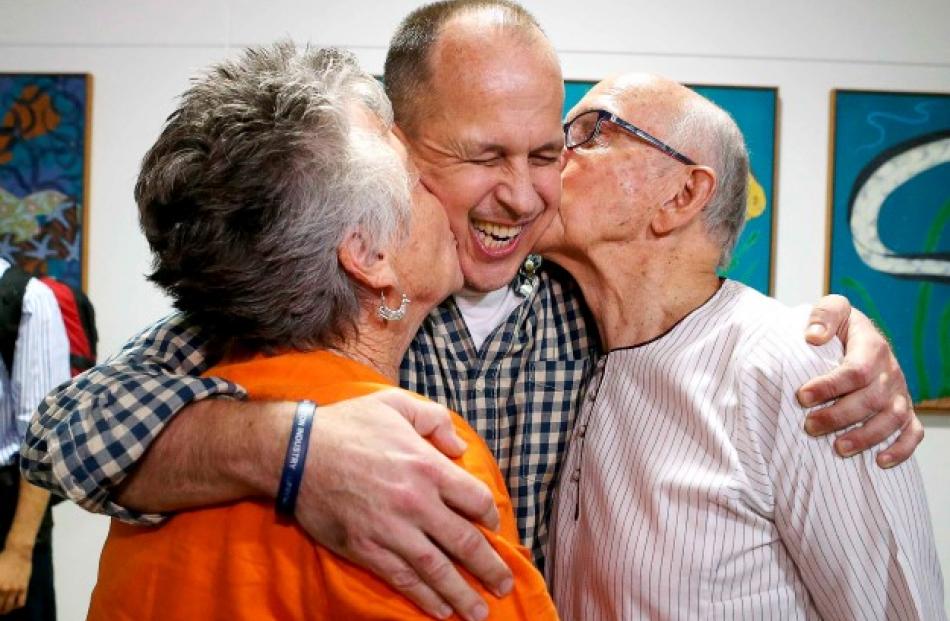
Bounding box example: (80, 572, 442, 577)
(671, 96, 750, 269)
(384, 0, 543, 130)
(136, 41, 411, 352)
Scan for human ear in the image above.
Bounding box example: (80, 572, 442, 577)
(651, 165, 717, 235)
(337, 229, 398, 291)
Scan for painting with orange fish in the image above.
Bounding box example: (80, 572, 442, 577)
(0, 74, 91, 289)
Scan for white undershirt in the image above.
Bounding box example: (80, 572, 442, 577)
(453, 286, 524, 351)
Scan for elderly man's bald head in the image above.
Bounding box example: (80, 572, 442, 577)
(541, 73, 749, 277)
(575, 73, 749, 266)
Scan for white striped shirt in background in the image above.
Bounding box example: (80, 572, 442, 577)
(550, 280, 945, 620)
(0, 259, 70, 466)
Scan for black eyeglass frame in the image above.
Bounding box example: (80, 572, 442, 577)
(563, 109, 697, 165)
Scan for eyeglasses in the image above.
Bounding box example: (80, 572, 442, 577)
(563, 109, 696, 165)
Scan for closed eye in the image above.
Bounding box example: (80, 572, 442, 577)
(530, 153, 561, 166)
(465, 154, 503, 165)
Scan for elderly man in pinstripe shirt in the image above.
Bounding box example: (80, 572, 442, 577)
(544, 73, 945, 620)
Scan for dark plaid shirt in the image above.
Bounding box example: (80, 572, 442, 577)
(21, 261, 599, 566)
(403, 262, 598, 566)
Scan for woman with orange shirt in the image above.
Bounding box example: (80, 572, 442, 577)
(87, 42, 557, 621)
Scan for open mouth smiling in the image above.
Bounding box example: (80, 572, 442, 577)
(471, 219, 526, 251)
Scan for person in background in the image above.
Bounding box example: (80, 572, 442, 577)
(0, 260, 68, 621)
(22, 2, 923, 620)
(544, 73, 945, 620)
(86, 42, 556, 621)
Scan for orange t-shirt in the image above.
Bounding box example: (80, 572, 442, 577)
(87, 350, 558, 620)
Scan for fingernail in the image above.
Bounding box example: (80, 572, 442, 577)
(436, 604, 452, 619)
(469, 602, 489, 621)
(837, 439, 856, 457)
(806, 323, 825, 339)
(494, 577, 513, 597)
(879, 454, 896, 469)
(804, 418, 821, 436)
(799, 390, 816, 407)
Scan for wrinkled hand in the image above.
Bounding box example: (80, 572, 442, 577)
(0, 547, 32, 614)
(294, 388, 511, 621)
(797, 294, 922, 468)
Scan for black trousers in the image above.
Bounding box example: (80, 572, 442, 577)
(0, 464, 55, 621)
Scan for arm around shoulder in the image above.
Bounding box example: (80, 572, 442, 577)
(112, 398, 293, 513)
(19, 313, 244, 521)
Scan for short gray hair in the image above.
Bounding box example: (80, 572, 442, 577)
(670, 96, 749, 269)
(137, 41, 411, 352)
(384, 0, 544, 130)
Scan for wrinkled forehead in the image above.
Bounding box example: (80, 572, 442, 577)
(569, 76, 680, 135)
(567, 86, 618, 121)
(566, 74, 650, 120)
(421, 56, 565, 151)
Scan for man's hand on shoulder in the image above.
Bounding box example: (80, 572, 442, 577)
(293, 389, 511, 621)
(796, 294, 922, 468)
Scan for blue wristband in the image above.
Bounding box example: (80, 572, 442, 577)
(275, 400, 317, 517)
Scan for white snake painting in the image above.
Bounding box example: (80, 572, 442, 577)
(848, 129, 950, 283)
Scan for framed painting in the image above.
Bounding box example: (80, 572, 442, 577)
(564, 81, 778, 295)
(0, 73, 91, 290)
(827, 89, 949, 410)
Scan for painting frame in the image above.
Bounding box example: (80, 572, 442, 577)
(564, 80, 780, 295)
(0, 72, 93, 291)
(825, 88, 950, 412)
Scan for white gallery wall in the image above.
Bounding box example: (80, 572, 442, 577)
(1, 0, 948, 618)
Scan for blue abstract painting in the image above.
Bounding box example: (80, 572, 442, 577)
(828, 90, 949, 408)
(564, 81, 777, 294)
(0, 74, 90, 289)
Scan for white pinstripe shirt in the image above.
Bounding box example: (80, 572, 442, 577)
(0, 259, 70, 466)
(549, 280, 945, 620)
